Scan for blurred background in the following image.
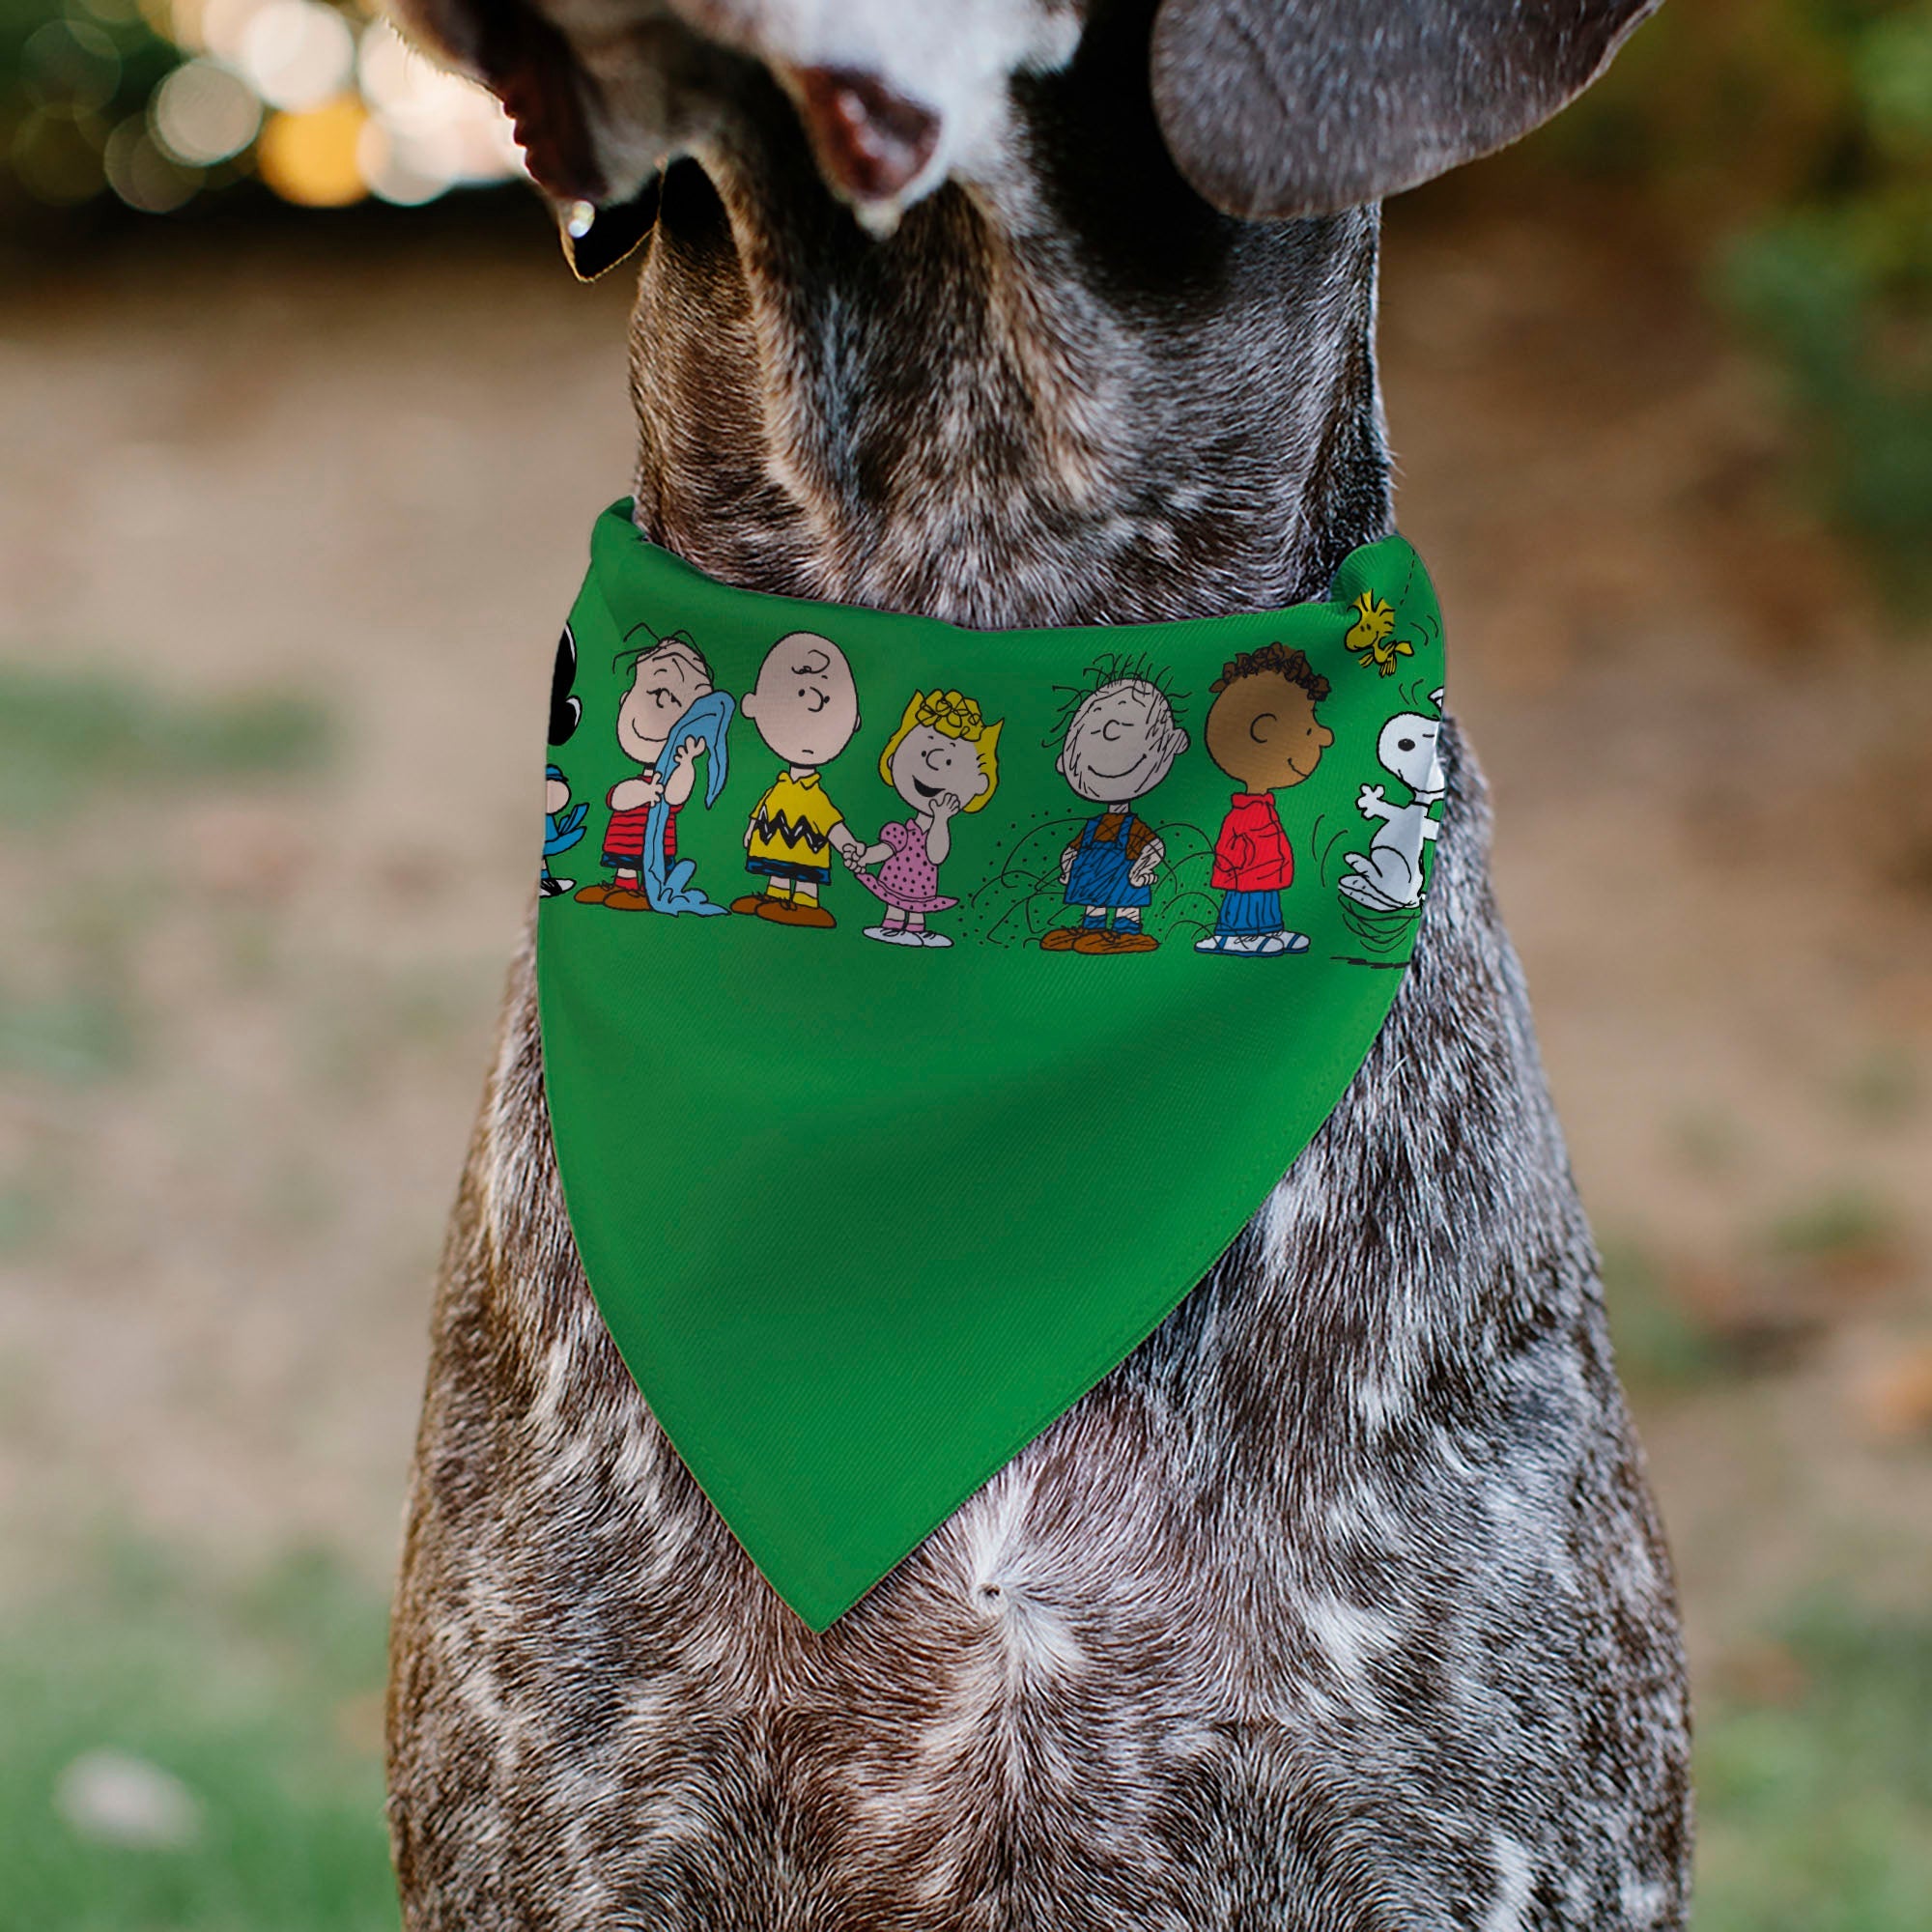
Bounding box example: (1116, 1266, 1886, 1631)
(2, 0, 1929, 1925)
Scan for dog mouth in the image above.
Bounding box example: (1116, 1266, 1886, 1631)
(561, 177, 664, 280)
(788, 67, 940, 207)
(404, 0, 952, 255)
(457, 0, 606, 200)
(519, 55, 931, 270)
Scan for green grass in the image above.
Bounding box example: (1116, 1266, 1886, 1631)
(1695, 1599, 1932, 1932)
(1601, 1236, 1728, 1392)
(0, 666, 331, 825)
(0, 985, 142, 1084)
(1836, 1049, 1921, 1126)
(0, 1542, 398, 1932)
(1765, 1188, 1900, 1266)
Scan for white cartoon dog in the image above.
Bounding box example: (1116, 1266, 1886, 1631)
(1338, 691, 1447, 912)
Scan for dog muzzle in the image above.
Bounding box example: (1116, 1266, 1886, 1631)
(537, 501, 1449, 1627)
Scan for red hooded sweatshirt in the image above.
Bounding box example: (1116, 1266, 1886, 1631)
(1210, 793, 1293, 892)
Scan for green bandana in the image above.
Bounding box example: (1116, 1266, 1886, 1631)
(538, 502, 1447, 1629)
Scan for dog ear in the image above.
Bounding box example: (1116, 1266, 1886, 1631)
(1149, 0, 1662, 219)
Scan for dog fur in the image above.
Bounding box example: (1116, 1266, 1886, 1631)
(384, 1, 1693, 1924)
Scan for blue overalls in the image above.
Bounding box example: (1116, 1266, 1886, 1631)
(1065, 812, 1151, 928)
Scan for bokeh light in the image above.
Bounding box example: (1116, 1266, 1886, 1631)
(103, 113, 200, 211)
(237, 0, 355, 113)
(4, 0, 526, 213)
(355, 19, 523, 204)
(12, 100, 108, 205)
(151, 57, 260, 165)
(255, 92, 365, 206)
(23, 18, 123, 112)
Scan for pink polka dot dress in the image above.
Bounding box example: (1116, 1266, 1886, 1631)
(854, 818, 957, 914)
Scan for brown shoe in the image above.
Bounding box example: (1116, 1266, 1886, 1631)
(573, 882, 615, 904)
(1073, 927, 1158, 954)
(730, 895, 770, 915)
(604, 890, 655, 912)
(1039, 924, 1084, 951)
(756, 898, 836, 928)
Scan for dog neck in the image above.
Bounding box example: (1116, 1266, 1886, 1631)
(622, 29, 1392, 630)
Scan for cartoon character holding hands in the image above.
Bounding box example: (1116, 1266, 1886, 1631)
(733, 632, 865, 928)
(842, 690, 1003, 948)
(1196, 643, 1333, 956)
(1042, 662, 1189, 953)
(574, 629, 716, 911)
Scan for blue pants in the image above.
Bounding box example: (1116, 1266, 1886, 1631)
(1216, 889, 1283, 936)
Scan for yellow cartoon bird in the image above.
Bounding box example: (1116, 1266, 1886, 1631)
(1344, 591, 1414, 677)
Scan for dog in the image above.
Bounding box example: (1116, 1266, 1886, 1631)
(384, 1, 1693, 1925)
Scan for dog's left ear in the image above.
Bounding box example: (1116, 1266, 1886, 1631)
(1150, 0, 1662, 219)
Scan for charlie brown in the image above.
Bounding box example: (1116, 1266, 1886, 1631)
(734, 632, 865, 929)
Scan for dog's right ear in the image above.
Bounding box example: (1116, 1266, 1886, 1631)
(1150, 0, 1662, 220)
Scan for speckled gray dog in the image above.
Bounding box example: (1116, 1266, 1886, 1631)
(383, 1, 1692, 1924)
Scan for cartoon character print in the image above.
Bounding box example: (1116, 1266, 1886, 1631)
(842, 691, 1003, 949)
(1343, 591, 1416, 677)
(638, 687, 735, 914)
(733, 632, 866, 929)
(1038, 660, 1190, 955)
(1338, 688, 1446, 913)
(1195, 643, 1333, 957)
(543, 763, 588, 897)
(541, 626, 587, 897)
(575, 628, 721, 912)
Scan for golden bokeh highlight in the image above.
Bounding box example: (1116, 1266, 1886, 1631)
(7, 0, 524, 213)
(254, 93, 366, 207)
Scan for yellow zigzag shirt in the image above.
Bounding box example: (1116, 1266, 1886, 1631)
(747, 770, 845, 875)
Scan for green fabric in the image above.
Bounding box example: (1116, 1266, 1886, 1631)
(536, 501, 1448, 1630)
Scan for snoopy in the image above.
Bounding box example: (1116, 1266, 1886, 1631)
(1338, 690, 1446, 913)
